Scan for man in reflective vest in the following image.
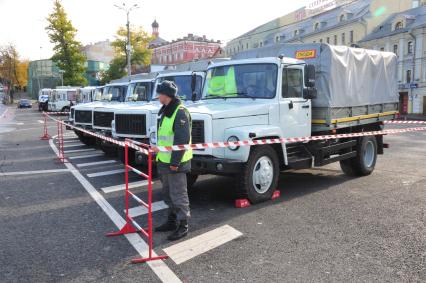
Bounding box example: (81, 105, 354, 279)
(155, 80, 192, 241)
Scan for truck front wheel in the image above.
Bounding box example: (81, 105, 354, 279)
(237, 146, 279, 204)
(340, 136, 377, 176)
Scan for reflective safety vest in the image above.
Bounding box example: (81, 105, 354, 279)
(207, 67, 237, 96)
(156, 105, 193, 164)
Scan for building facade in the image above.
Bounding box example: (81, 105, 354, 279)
(360, 3, 426, 114)
(81, 40, 114, 64)
(225, 0, 414, 56)
(149, 20, 223, 65)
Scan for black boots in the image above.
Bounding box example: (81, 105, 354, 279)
(167, 220, 188, 241)
(155, 214, 177, 232)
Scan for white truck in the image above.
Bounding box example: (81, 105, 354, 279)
(48, 87, 78, 112)
(185, 43, 398, 203)
(72, 82, 129, 145)
(69, 86, 103, 124)
(38, 88, 52, 111)
(113, 70, 205, 164)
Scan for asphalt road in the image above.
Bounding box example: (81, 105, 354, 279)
(0, 106, 425, 283)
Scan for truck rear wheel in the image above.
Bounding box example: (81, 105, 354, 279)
(237, 146, 279, 204)
(340, 136, 377, 176)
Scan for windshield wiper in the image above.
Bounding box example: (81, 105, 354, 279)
(204, 92, 254, 100)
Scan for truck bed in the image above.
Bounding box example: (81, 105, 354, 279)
(312, 102, 398, 132)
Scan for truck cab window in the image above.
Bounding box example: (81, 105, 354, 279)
(282, 68, 303, 98)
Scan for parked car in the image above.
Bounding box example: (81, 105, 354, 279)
(18, 99, 32, 109)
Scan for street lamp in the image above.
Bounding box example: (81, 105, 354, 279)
(114, 3, 139, 82)
(59, 69, 65, 86)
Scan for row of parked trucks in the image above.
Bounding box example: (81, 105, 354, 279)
(65, 43, 399, 203)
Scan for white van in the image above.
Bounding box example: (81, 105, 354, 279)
(48, 88, 78, 112)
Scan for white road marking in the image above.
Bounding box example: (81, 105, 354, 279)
(163, 225, 243, 265)
(77, 160, 117, 168)
(63, 140, 81, 143)
(68, 153, 104, 160)
(64, 148, 96, 153)
(87, 169, 125, 178)
(0, 169, 70, 176)
(101, 180, 150, 193)
(37, 120, 44, 124)
(0, 122, 24, 125)
(127, 201, 168, 218)
(48, 137, 181, 283)
(1, 108, 9, 118)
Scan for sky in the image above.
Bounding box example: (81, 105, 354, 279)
(0, 0, 311, 60)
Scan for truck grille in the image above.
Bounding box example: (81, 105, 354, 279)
(75, 110, 92, 123)
(115, 114, 147, 135)
(192, 120, 205, 144)
(94, 111, 114, 128)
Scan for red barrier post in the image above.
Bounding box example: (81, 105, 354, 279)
(40, 112, 51, 140)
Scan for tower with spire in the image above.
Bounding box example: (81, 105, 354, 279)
(152, 19, 159, 38)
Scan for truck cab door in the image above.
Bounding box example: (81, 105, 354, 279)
(279, 67, 311, 138)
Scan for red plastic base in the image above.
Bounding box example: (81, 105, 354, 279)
(131, 255, 168, 264)
(271, 190, 281, 200)
(40, 134, 51, 140)
(106, 222, 139, 237)
(235, 199, 251, 208)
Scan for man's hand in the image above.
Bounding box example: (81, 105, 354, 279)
(170, 165, 179, 171)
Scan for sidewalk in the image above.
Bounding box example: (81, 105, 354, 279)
(399, 114, 426, 121)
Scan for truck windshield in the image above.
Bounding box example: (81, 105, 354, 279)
(93, 88, 103, 101)
(126, 82, 151, 102)
(154, 75, 203, 101)
(102, 85, 127, 102)
(202, 63, 278, 99)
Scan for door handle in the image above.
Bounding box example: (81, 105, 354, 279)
(302, 105, 310, 109)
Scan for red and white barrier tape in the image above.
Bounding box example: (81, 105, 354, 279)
(44, 111, 69, 115)
(44, 112, 426, 154)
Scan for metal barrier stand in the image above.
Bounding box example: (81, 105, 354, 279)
(106, 139, 168, 264)
(40, 112, 51, 140)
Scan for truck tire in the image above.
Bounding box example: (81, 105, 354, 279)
(100, 144, 117, 157)
(340, 136, 377, 176)
(62, 106, 70, 113)
(118, 147, 136, 165)
(187, 173, 199, 190)
(237, 146, 279, 204)
(76, 132, 96, 146)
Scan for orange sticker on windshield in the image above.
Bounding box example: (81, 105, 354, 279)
(295, 49, 316, 59)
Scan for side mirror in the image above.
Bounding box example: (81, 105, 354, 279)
(303, 87, 317, 100)
(304, 64, 316, 88)
(191, 73, 197, 101)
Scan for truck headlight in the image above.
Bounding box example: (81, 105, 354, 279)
(150, 132, 157, 145)
(227, 136, 240, 151)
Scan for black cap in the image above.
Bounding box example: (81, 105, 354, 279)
(156, 80, 177, 98)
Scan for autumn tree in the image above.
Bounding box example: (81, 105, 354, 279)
(101, 26, 153, 83)
(0, 44, 28, 90)
(45, 0, 87, 86)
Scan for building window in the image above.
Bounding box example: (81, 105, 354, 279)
(260, 41, 263, 47)
(380, 47, 385, 51)
(406, 70, 412, 83)
(408, 41, 413, 54)
(393, 44, 398, 55)
(313, 40, 316, 43)
(275, 36, 280, 43)
(341, 33, 346, 45)
(326, 37, 330, 44)
(334, 35, 338, 45)
(319, 38, 323, 43)
(339, 14, 345, 22)
(294, 30, 299, 37)
(314, 22, 320, 31)
(246, 43, 249, 49)
(395, 21, 404, 30)
(349, 31, 354, 43)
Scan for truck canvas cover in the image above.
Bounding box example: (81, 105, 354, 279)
(233, 43, 398, 108)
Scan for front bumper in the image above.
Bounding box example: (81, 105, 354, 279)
(191, 155, 244, 175)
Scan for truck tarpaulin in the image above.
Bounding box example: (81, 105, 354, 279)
(233, 43, 398, 108)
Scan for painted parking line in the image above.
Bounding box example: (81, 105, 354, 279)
(64, 148, 96, 154)
(77, 160, 117, 168)
(127, 200, 168, 218)
(101, 180, 150, 194)
(62, 144, 85, 148)
(68, 153, 104, 160)
(163, 225, 243, 265)
(87, 169, 125, 178)
(0, 168, 70, 176)
(37, 120, 44, 124)
(48, 137, 181, 283)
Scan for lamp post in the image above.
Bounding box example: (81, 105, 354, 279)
(114, 3, 139, 82)
(59, 69, 65, 86)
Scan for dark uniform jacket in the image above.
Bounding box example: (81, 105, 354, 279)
(157, 98, 191, 173)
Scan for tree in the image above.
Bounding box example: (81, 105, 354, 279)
(101, 26, 153, 84)
(45, 0, 87, 86)
(0, 44, 28, 90)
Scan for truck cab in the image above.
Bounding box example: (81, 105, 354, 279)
(185, 47, 397, 203)
(48, 87, 78, 112)
(112, 71, 204, 164)
(69, 86, 103, 124)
